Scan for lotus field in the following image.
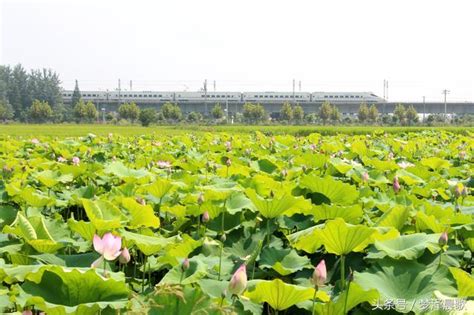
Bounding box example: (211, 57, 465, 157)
(0, 130, 473, 315)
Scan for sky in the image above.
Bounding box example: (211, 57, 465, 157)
(1, 0, 473, 102)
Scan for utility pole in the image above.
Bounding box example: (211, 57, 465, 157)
(383, 79, 386, 99)
(213, 80, 216, 92)
(130, 80, 132, 91)
(298, 80, 301, 92)
(204, 79, 208, 116)
(118, 79, 121, 105)
(292, 79, 295, 103)
(442, 89, 450, 122)
(423, 96, 426, 123)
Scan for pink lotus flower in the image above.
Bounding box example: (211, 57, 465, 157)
(197, 193, 205, 205)
(202, 211, 210, 223)
(362, 172, 369, 183)
(157, 160, 171, 168)
(438, 232, 448, 246)
(31, 138, 40, 145)
(91, 232, 122, 268)
(119, 247, 131, 264)
(226, 158, 232, 167)
(393, 176, 400, 193)
(72, 156, 80, 166)
(228, 264, 247, 296)
(312, 260, 327, 287)
(397, 161, 414, 169)
(225, 141, 232, 152)
(57, 156, 67, 163)
(22, 310, 33, 315)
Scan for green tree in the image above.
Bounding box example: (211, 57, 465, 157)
(118, 102, 141, 123)
(139, 108, 157, 126)
(211, 103, 224, 119)
(358, 103, 369, 123)
(161, 102, 182, 121)
(84, 101, 98, 122)
(280, 102, 293, 122)
(71, 80, 82, 108)
(29, 99, 52, 123)
(187, 111, 202, 122)
(368, 104, 379, 123)
(0, 99, 14, 121)
(293, 104, 304, 123)
(394, 104, 406, 125)
(73, 99, 87, 122)
(406, 105, 418, 125)
(243, 103, 267, 124)
(318, 101, 332, 124)
(330, 105, 341, 123)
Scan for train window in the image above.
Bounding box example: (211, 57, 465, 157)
(159, 95, 162, 97)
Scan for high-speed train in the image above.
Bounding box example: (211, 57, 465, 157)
(61, 90, 386, 103)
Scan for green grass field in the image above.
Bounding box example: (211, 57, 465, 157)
(0, 123, 472, 137)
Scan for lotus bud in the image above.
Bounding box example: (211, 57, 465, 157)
(202, 211, 210, 223)
(245, 148, 252, 156)
(197, 193, 205, 205)
(225, 141, 232, 152)
(182, 258, 190, 271)
(220, 234, 226, 242)
(226, 158, 232, 167)
(310, 144, 316, 151)
(454, 186, 462, 198)
(362, 172, 369, 183)
(119, 247, 131, 264)
(312, 260, 327, 287)
(31, 138, 40, 145)
(57, 156, 67, 163)
(22, 310, 33, 315)
(281, 169, 288, 178)
(72, 156, 80, 166)
(438, 232, 448, 247)
(228, 264, 248, 296)
(388, 152, 394, 160)
(462, 187, 468, 197)
(393, 176, 400, 193)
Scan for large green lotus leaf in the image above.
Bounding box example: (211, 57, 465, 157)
(433, 290, 474, 314)
(146, 285, 222, 315)
(159, 257, 208, 285)
(465, 238, 474, 252)
(121, 197, 160, 228)
(27, 240, 64, 254)
(0, 263, 44, 284)
(300, 175, 359, 205)
(245, 189, 311, 218)
(244, 279, 328, 311)
(354, 259, 457, 314)
(250, 158, 278, 174)
(158, 234, 202, 267)
(294, 152, 327, 169)
(362, 158, 399, 172)
(368, 233, 441, 260)
(287, 225, 324, 254)
(58, 164, 86, 178)
(20, 188, 54, 207)
(329, 158, 353, 174)
(104, 161, 149, 182)
(421, 157, 451, 170)
(319, 218, 375, 255)
(415, 211, 445, 233)
(35, 170, 73, 188)
(351, 140, 370, 157)
(300, 282, 379, 315)
(67, 218, 96, 241)
(140, 179, 173, 199)
(449, 267, 474, 297)
(396, 169, 425, 185)
(17, 266, 128, 315)
(120, 230, 170, 256)
(259, 247, 312, 276)
(225, 192, 253, 215)
(312, 204, 363, 224)
(0, 205, 17, 229)
(81, 199, 126, 231)
(375, 205, 409, 231)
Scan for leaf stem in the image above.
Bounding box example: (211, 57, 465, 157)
(141, 254, 147, 293)
(340, 255, 346, 290)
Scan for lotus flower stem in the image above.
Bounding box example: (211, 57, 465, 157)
(218, 242, 224, 281)
(141, 254, 147, 293)
(266, 219, 270, 245)
(343, 279, 351, 314)
(340, 255, 346, 290)
(312, 285, 318, 315)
